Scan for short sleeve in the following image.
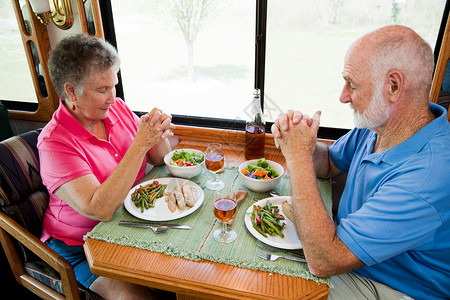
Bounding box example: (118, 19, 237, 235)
(337, 184, 441, 266)
(39, 139, 92, 193)
(329, 128, 373, 172)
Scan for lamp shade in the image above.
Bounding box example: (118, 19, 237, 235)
(29, 0, 50, 14)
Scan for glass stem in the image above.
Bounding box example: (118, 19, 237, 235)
(212, 172, 217, 186)
(222, 221, 227, 240)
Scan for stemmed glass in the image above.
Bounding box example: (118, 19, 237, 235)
(213, 189, 237, 244)
(205, 143, 225, 190)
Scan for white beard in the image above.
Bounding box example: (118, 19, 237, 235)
(352, 81, 392, 130)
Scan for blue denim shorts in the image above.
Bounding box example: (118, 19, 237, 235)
(45, 238, 98, 288)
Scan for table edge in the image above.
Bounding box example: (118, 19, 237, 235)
(84, 238, 329, 300)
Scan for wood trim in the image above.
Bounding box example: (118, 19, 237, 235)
(20, 274, 66, 300)
(90, 0, 104, 39)
(76, 1, 88, 35)
(173, 125, 334, 148)
(85, 238, 330, 300)
(75, 0, 104, 39)
(0, 211, 81, 300)
(9, 0, 105, 123)
(430, 12, 450, 121)
(0, 219, 69, 299)
(9, 0, 59, 122)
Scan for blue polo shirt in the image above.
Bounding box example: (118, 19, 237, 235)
(330, 103, 450, 300)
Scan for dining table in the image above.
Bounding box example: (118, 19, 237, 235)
(84, 135, 333, 300)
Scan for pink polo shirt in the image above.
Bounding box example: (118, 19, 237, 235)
(38, 98, 146, 246)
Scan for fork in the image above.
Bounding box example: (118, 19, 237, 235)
(256, 249, 307, 263)
(255, 240, 305, 259)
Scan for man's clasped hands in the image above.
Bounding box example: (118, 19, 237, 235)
(272, 110, 322, 160)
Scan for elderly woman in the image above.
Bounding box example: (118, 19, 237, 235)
(38, 34, 173, 299)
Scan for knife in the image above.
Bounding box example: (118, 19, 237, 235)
(119, 220, 191, 230)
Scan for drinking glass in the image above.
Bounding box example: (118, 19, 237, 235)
(205, 143, 225, 190)
(213, 189, 237, 244)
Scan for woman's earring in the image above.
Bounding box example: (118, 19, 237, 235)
(72, 102, 76, 111)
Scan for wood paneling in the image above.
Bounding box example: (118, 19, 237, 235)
(10, 0, 58, 122)
(9, 0, 104, 122)
(431, 12, 450, 121)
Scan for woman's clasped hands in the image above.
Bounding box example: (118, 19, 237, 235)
(137, 107, 175, 145)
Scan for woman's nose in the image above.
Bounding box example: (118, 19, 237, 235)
(108, 87, 116, 103)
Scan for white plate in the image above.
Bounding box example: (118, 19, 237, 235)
(244, 196, 302, 249)
(124, 177, 204, 221)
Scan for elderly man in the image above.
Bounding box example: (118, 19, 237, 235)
(272, 25, 450, 299)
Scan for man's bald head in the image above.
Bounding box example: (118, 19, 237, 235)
(348, 25, 434, 99)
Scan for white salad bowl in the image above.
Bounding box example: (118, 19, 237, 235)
(238, 159, 284, 193)
(164, 149, 205, 179)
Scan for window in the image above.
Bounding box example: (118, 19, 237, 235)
(3, 0, 448, 136)
(111, 1, 255, 123)
(0, 1, 37, 103)
(265, 0, 447, 129)
(110, 0, 446, 133)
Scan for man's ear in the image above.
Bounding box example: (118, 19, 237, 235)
(386, 70, 404, 103)
(64, 83, 76, 102)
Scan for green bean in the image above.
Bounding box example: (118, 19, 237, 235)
(133, 182, 167, 211)
(261, 221, 266, 233)
(263, 218, 284, 238)
(145, 185, 159, 192)
(253, 223, 267, 237)
(261, 212, 282, 229)
(140, 199, 145, 213)
(251, 200, 286, 238)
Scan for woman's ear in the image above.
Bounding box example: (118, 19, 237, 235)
(64, 83, 77, 102)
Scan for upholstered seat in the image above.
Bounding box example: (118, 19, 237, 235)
(0, 130, 102, 300)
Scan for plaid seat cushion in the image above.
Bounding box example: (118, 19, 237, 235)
(0, 130, 48, 262)
(25, 261, 103, 300)
(2, 190, 48, 238)
(0, 129, 43, 206)
(0, 130, 102, 299)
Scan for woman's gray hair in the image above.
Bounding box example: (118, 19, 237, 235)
(370, 33, 434, 98)
(48, 34, 120, 100)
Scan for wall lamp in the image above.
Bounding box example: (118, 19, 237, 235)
(28, 0, 74, 30)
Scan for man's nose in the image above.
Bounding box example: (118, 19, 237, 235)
(340, 85, 351, 104)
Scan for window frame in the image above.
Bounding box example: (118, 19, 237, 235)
(3, 0, 449, 139)
(2, 0, 104, 122)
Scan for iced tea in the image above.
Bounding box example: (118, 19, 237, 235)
(245, 125, 265, 160)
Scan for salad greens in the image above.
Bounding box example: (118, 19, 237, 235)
(171, 150, 204, 166)
(241, 158, 279, 180)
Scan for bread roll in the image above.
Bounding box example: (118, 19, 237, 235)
(167, 193, 177, 213)
(282, 201, 294, 222)
(174, 186, 186, 210)
(182, 184, 195, 207)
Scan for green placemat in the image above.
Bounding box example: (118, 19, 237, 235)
(84, 166, 332, 286)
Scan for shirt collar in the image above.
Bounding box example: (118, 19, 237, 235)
(104, 98, 119, 126)
(365, 103, 449, 165)
(55, 98, 119, 140)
